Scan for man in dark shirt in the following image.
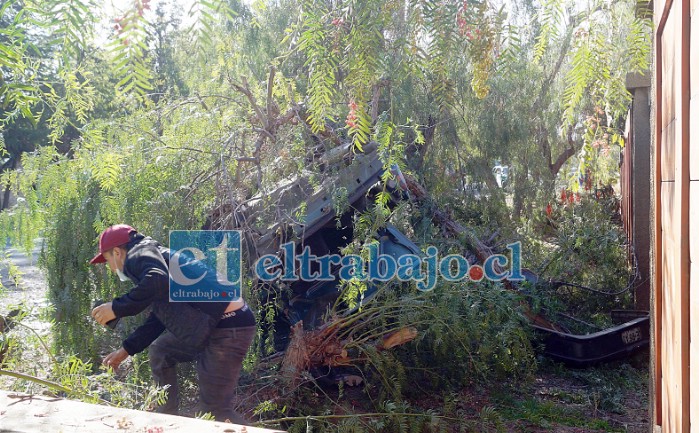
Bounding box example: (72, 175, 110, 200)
(89, 224, 256, 424)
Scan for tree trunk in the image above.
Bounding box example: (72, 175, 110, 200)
(512, 165, 529, 219)
(406, 114, 435, 172)
(541, 129, 580, 179)
(0, 157, 16, 211)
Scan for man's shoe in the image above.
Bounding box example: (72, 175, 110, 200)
(152, 403, 179, 416)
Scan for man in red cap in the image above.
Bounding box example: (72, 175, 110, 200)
(90, 224, 256, 424)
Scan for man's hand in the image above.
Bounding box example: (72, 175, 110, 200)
(91, 302, 116, 326)
(103, 348, 129, 372)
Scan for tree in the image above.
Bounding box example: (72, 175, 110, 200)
(0, 0, 650, 363)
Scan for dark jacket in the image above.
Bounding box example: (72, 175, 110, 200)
(111, 232, 231, 355)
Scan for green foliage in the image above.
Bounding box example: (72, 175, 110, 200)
(404, 279, 536, 384)
(37, 0, 99, 59)
(561, 2, 651, 133)
(109, 3, 154, 98)
(564, 361, 647, 414)
(533, 0, 564, 63)
(334, 222, 537, 395)
(0, 0, 98, 129)
(496, 396, 619, 431)
(186, 0, 237, 48)
(0, 112, 220, 358)
(45, 68, 96, 143)
(522, 194, 633, 330)
(0, 0, 652, 428)
(294, 0, 340, 133)
(0, 307, 166, 410)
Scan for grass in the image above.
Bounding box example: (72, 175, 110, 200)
(494, 395, 622, 432)
(489, 357, 648, 432)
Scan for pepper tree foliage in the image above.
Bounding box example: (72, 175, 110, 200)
(0, 0, 99, 192)
(0, 0, 97, 128)
(0, 0, 232, 139)
(0, 0, 649, 381)
(281, 0, 650, 227)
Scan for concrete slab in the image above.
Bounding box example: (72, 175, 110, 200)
(0, 390, 284, 433)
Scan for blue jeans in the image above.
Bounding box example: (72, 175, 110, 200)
(149, 325, 256, 423)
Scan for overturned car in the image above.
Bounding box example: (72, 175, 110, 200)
(207, 142, 648, 377)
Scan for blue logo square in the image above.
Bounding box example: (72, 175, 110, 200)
(169, 230, 242, 302)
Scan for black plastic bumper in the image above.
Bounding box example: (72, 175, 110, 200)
(532, 315, 650, 367)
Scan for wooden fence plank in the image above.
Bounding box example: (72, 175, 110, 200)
(690, 13, 698, 181)
(691, 181, 699, 433)
(661, 23, 677, 129)
(692, 261, 698, 433)
(661, 181, 679, 430)
(662, 121, 677, 182)
(691, 98, 698, 181)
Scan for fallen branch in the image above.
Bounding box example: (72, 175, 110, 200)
(0, 369, 71, 393)
(403, 174, 564, 332)
(257, 411, 461, 426)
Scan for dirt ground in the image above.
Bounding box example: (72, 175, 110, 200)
(500, 367, 650, 433)
(0, 240, 49, 322)
(0, 240, 54, 393)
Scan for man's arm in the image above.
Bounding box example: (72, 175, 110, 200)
(103, 313, 165, 371)
(122, 312, 166, 356)
(112, 246, 170, 318)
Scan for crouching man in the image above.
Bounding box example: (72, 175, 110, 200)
(89, 224, 256, 424)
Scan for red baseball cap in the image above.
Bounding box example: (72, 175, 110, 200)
(90, 224, 136, 265)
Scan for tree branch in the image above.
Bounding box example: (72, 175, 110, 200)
(403, 174, 564, 332)
(370, 79, 390, 122)
(229, 75, 268, 130)
(549, 128, 580, 176)
(532, 22, 575, 114)
(266, 66, 276, 121)
(0, 369, 70, 393)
